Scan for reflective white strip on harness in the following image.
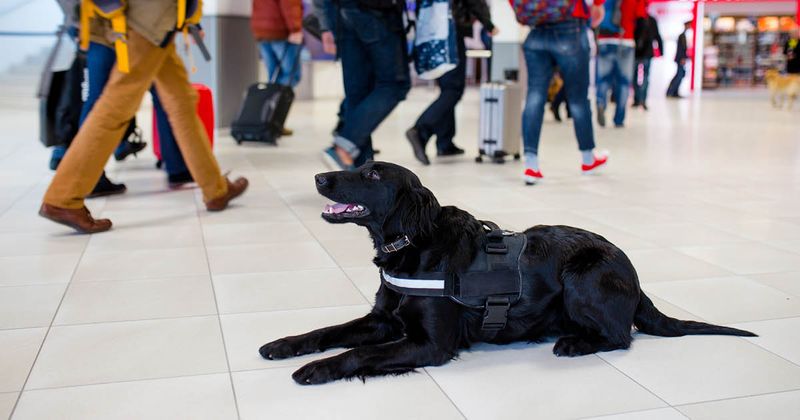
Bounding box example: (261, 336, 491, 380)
(381, 270, 445, 290)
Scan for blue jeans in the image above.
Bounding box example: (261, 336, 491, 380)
(522, 21, 595, 156)
(334, 5, 410, 165)
(259, 41, 302, 87)
(667, 62, 686, 96)
(151, 89, 188, 175)
(414, 28, 467, 152)
(596, 43, 634, 126)
(633, 57, 651, 105)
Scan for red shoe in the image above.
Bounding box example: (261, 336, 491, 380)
(524, 168, 543, 185)
(582, 153, 608, 174)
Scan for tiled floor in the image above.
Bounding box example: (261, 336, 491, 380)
(1, 78, 799, 419)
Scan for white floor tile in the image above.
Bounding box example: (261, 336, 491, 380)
(97, 206, 201, 227)
(676, 390, 800, 420)
(0, 284, 65, 329)
(54, 276, 217, 325)
(342, 266, 381, 305)
(0, 392, 17, 420)
(676, 243, 800, 275)
(85, 225, 204, 253)
(198, 206, 299, 225)
(426, 343, 666, 420)
(27, 317, 228, 389)
(584, 407, 688, 420)
(74, 247, 209, 282)
(232, 368, 463, 420)
(13, 374, 237, 420)
(643, 277, 800, 324)
(220, 305, 370, 372)
(625, 248, 732, 283)
(734, 317, 800, 366)
(0, 328, 47, 392)
(750, 271, 800, 297)
(319, 238, 377, 268)
(599, 335, 800, 405)
(0, 254, 81, 287)
(202, 221, 314, 247)
(620, 222, 748, 248)
(207, 242, 336, 275)
(213, 269, 365, 314)
(0, 232, 88, 257)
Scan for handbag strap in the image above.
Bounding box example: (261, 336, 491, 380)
(36, 25, 68, 99)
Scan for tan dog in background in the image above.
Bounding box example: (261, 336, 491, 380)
(765, 69, 800, 109)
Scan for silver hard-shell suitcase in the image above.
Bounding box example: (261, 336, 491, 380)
(476, 82, 522, 164)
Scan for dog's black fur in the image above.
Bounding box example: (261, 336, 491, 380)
(259, 162, 755, 385)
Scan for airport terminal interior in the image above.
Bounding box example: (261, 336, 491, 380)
(1, 0, 800, 419)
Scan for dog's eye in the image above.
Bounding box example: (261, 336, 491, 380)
(366, 170, 380, 181)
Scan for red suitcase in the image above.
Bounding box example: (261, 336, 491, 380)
(152, 83, 214, 166)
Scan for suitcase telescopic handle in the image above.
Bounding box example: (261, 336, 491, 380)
(270, 45, 303, 85)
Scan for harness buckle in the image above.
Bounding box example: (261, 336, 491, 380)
(482, 296, 510, 332)
(486, 242, 508, 254)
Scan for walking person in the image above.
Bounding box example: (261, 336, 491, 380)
(512, 0, 609, 185)
(406, 0, 497, 165)
(39, 0, 249, 234)
(594, 0, 647, 128)
(667, 20, 691, 98)
(632, 12, 662, 110)
(251, 0, 304, 135)
(319, 0, 411, 171)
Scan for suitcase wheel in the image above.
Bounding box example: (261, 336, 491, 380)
(155, 160, 163, 169)
(492, 156, 505, 164)
(513, 153, 521, 160)
(475, 156, 483, 163)
(236, 140, 243, 145)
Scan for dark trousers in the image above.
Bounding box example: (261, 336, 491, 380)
(633, 57, 651, 104)
(152, 90, 188, 175)
(414, 29, 467, 153)
(334, 5, 411, 166)
(667, 62, 686, 96)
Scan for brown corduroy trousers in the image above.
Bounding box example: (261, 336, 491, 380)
(43, 29, 227, 209)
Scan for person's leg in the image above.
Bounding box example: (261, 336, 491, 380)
(595, 43, 614, 127)
(612, 45, 634, 126)
(434, 32, 467, 152)
(151, 87, 189, 179)
(641, 58, 651, 105)
(553, 24, 596, 156)
(667, 63, 685, 96)
(336, 8, 410, 160)
(152, 40, 229, 203)
(43, 31, 172, 210)
(260, 41, 280, 84)
(521, 28, 555, 168)
(280, 42, 303, 88)
(632, 58, 643, 105)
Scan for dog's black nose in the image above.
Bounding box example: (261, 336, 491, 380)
(315, 174, 328, 187)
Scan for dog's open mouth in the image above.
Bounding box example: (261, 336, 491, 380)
(322, 203, 370, 219)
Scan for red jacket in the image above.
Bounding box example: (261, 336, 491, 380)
(251, 0, 303, 41)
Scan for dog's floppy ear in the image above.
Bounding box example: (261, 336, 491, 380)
(384, 185, 440, 241)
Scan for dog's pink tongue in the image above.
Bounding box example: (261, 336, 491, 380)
(325, 203, 351, 214)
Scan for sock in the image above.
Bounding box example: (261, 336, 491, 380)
(525, 153, 540, 172)
(581, 150, 595, 165)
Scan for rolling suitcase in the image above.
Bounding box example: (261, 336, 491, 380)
(476, 82, 522, 164)
(152, 83, 214, 167)
(231, 48, 299, 145)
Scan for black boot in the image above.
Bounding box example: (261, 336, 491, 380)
(114, 125, 147, 161)
(88, 172, 126, 198)
(550, 104, 562, 122)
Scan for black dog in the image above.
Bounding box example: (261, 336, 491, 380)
(259, 162, 755, 385)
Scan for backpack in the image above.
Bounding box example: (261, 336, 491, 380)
(597, 0, 624, 36)
(510, 0, 574, 27)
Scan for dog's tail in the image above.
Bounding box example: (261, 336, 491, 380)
(633, 293, 756, 337)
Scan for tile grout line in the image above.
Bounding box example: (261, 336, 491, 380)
(196, 201, 242, 420)
(421, 368, 468, 420)
(594, 353, 675, 411)
(671, 387, 800, 412)
(8, 223, 92, 419)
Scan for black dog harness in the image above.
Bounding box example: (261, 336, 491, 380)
(380, 222, 527, 338)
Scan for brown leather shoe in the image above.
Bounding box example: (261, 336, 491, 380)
(39, 204, 112, 234)
(281, 127, 294, 136)
(205, 177, 249, 212)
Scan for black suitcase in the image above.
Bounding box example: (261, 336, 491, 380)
(231, 49, 299, 145)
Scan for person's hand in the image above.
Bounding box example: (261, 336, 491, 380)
(322, 31, 336, 55)
(489, 27, 499, 37)
(288, 31, 303, 45)
(590, 4, 605, 28)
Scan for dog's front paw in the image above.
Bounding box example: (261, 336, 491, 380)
(259, 338, 309, 360)
(292, 359, 342, 385)
(553, 336, 596, 357)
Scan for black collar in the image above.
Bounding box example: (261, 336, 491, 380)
(381, 235, 412, 253)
